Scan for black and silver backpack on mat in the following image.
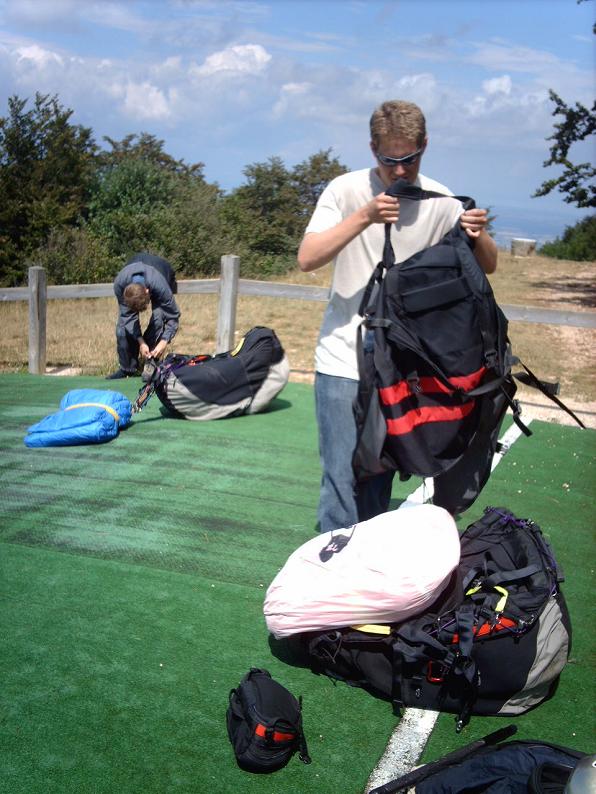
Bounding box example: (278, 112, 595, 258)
(153, 326, 289, 420)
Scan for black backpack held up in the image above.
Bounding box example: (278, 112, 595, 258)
(352, 179, 585, 515)
(226, 668, 311, 773)
(305, 507, 572, 732)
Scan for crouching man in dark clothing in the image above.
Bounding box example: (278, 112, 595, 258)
(106, 252, 180, 380)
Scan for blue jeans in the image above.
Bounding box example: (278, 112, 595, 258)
(315, 372, 394, 533)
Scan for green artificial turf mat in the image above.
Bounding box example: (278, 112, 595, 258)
(0, 374, 399, 794)
(0, 543, 399, 794)
(1, 374, 594, 793)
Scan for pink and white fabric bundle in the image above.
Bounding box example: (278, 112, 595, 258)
(264, 503, 460, 639)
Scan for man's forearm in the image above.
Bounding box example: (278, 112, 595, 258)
(474, 230, 498, 274)
(298, 192, 400, 272)
(297, 208, 372, 272)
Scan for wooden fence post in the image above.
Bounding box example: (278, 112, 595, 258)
(216, 255, 240, 353)
(28, 266, 47, 374)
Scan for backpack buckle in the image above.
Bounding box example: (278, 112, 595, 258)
(484, 349, 498, 369)
(407, 372, 421, 393)
(426, 661, 446, 684)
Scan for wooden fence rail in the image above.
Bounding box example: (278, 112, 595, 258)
(0, 256, 594, 375)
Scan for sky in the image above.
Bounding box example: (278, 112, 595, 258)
(0, 0, 594, 246)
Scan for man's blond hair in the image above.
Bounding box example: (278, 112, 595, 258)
(370, 100, 427, 149)
(123, 283, 151, 313)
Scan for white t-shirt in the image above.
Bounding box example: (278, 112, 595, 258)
(305, 168, 464, 379)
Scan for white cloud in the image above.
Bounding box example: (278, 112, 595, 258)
(122, 81, 171, 120)
(394, 73, 441, 111)
(3, 0, 81, 26)
(272, 81, 312, 117)
(16, 44, 63, 68)
(81, 2, 153, 35)
(468, 38, 592, 101)
(279, 81, 310, 95)
(470, 39, 563, 74)
(3, 0, 152, 35)
(483, 75, 512, 96)
(191, 44, 271, 77)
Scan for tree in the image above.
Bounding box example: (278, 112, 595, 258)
(97, 132, 204, 178)
(221, 150, 348, 276)
(87, 157, 176, 256)
(539, 215, 596, 261)
(534, 3, 595, 209)
(533, 90, 596, 208)
(0, 93, 97, 285)
(86, 133, 221, 272)
(221, 157, 301, 276)
(151, 177, 229, 277)
(291, 148, 347, 219)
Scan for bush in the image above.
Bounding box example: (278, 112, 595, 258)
(32, 226, 117, 284)
(238, 251, 298, 279)
(539, 215, 596, 261)
(151, 179, 229, 278)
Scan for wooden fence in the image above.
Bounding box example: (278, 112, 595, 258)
(1, 256, 595, 375)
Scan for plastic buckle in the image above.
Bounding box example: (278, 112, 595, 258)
(426, 661, 445, 684)
(407, 374, 421, 393)
(485, 349, 498, 369)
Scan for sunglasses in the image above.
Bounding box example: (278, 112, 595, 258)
(375, 147, 423, 167)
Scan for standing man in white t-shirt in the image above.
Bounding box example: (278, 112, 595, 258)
(297, 100, 497, 533)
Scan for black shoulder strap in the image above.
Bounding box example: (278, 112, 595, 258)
(385, 177, 475, 211)
(513, 358, 586, 429)
(297, 696, 312, 764)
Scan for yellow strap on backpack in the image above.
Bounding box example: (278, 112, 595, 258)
(65, 402, 120, 422)
(352, 585, 510, 636)
(350, 624, 392, 635)
(465, 584, 509, 614)
(230, 336, 246, 356)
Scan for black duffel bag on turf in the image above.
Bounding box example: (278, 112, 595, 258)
(153, 326, 289, 420)
(305, 507, 572, 732)
(227, 668, 311, 773)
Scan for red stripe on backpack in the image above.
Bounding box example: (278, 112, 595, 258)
(379, 366, 487, 407)
(386, 401, 476, 436)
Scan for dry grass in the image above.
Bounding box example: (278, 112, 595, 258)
(1, 251, 594, 405)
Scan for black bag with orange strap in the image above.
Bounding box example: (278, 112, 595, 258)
(226, 668, 311, 773)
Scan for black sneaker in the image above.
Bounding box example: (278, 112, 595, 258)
(106, 368, 135, 380)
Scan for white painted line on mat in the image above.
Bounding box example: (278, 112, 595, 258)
(402, 477, 434, 505)
(365, 418, 532, 793)
(366, 708, 439, 792)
